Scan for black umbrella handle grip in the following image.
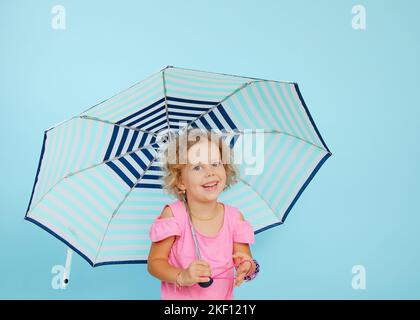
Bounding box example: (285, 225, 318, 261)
(199, 277, 213, 288)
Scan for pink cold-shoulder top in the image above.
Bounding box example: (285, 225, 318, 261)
(149, 199, 255, 300)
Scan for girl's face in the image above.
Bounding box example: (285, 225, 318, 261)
(178, 139, 227, 203)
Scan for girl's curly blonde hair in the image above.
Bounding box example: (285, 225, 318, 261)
(160, 128, 239, 201)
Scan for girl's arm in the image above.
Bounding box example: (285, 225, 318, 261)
(232, 212, 257, 278)
(147, 207, 183, 283)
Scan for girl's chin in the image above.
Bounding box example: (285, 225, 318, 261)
(199, 189, 220, 200)
(200, 190, 219, 197)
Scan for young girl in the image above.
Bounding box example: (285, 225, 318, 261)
(147, 128, 259, 300)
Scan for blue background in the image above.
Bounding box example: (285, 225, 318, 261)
(1, 0, 419, 299)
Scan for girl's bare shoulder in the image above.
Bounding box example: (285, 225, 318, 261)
(160, 204, 174, 219)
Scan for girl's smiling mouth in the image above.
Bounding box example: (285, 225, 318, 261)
(201, 181, 219, 191)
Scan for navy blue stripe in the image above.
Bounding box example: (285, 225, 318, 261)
(138, 117, 166, 131)
(167, 96, 218, 105)
(26, 131, 48, 217)
(115, 128, 129, 157)
(126, 105, 166, 127)
(168, 111, 200, 117)
(129, 153, 147, 171)
(144, 119, 167, 131)
(142, 148, 154, 161)
(208, 111, 224, 129)
(254, 221, 284, 235)
(197, 117, 212, 130)
(149, 165, 162, 171)
(127, 130, 139, 152)
(116, 97, 165, 125)
(293, 83, 331, 154)
(118, 157, 140, 179)
(104, 126, 119, 161)
(138, 132, 148, 148)
(141, 174, 161, 180)
(135, 183, 162, 189)
(167, 104, 210, 112)
(129, 108, 166, 128)
(166, 124, 182, 129)
(230, 135, 239, 149)
(106, 162, 134, 188)
(217, 105, 237, 130)
(94, 259, 147, 267)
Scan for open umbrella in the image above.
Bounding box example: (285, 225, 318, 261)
(25, 66, 331, 273)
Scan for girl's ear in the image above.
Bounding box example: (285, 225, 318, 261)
(177, 170, 186, 192)
(177, 182, 186, 193)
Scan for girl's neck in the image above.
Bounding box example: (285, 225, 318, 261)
(185, 199, 219, 219)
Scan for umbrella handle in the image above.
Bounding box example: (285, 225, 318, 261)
(62, 248, 73, 288)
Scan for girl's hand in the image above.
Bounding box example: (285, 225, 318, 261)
(232, 252, 254, 287)
(179, 260, 212, 286)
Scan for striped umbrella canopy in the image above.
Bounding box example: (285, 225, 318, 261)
(25, 66, 331, 267)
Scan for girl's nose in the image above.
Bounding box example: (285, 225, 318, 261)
(205, 165, 215, 176)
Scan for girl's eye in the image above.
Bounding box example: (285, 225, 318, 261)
(192, 162, 221, 171)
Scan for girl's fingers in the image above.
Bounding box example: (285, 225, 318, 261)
(196, 267, 211, 275)
(194, 260, 210, 268)
(236, 263, 251, 275)
(236, 271, 246, 279)
(235, 269, 246, 286)
(198, 276, 211, 283)
(234, 277, 244, 286)
(236, 269, 247, 277)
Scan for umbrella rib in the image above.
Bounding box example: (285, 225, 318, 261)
(185, 80, 330, 154)
(80, 115, 159, 137)
(27, 137, 165, 217)
(162, 69, 171, 133)
(93, 151, 162, 265)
